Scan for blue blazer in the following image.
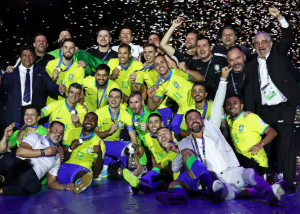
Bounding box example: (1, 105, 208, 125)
(0, 64, 60, 126)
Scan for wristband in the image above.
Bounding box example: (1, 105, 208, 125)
(40, 149, 45, 156)
(220, 77, 227, 82)
(68, 147, 73, 153)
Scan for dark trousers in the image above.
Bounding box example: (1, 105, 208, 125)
(261, 102, 296, 183)
(0, 156, 41, 196)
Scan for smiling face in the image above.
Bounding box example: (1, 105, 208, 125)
(67, 87, 81, 105)
(119, 29, 133, 44)
(196, 39, 213, 61)
(118, 47, 131, 65)
(108, 91, 122, 108)
(47, 123, 64, 144)
(144, 46, 157, 64)
(192, 84, 207, 103)
(97, 30, 111, 47)
(148, 116, 163, 135)
(226, 96, 243, 119)
(154, 56, 170, 76)
(83, 113, 98, 132)
(185, 33, 197, 50)
(33, 35, 48, 53)
(24, 108, 40, 126)
(227, 48, 246, 73)
(157, 128, 175, 152)
(20, 50, 35, 68)
(129, 95, 144, 115)
(62, 41, 75, 60)
(221, 29, 237, 48)
(148, 34, 160, 45)
(254, 33, 272, 58)
(95, 69, 109, 87)
(186, 111, 203, 133)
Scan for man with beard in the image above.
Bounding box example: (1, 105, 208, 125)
(226, 94, 277, 176)
(244, 7, 300, 192)
(112, 26, 144, 61)
(160, 17, 197, 69)
(186, 37, 228, 100)
(86, 27, 118, 61)
(45, 39, 85, 104)
(147, 55, 204, 135)
(82, 64, 120, 112)
(123, 113, 179, 194)
(158, 110, 288, 206)
(40, 83, 87, 131)
(0, 121, 74, 196)
(59, 112, 105, 193)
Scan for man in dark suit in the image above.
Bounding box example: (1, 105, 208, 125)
(244, 8, 300, 192)
(0, 46, 66, 128)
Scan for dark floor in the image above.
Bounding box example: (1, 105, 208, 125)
(0, 178, 299, 214)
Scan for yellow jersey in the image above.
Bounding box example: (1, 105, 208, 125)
(95, 105, 134, 141)
(45, 58, 85, 104)
(63, 128, 106, 171)
(83, 77, 121, 112)
(41, 99, 87, 131)
(226, 112, 269, 167)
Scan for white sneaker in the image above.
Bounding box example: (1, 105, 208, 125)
(266, 180, 289, 206)
(278, 173, 283, 182)
(211, 180, 225, 201)
(94, 173, 102, 181)
(101, 165, 109, 177)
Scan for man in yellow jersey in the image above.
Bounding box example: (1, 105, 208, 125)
(59, 112, 105, 193)
(40, 83, 87, 131)
(94, 88, 142, 177)
(131, 44, 173, 127)
(147, 55, 205, 135)
(83, 64, 120, 112)
(45, 39, 85, 104)
(226, 94, 277, 176)
(108, 43, 143, 102)
(123, 113, 179, 194)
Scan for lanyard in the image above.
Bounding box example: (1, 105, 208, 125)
(187, 52, 197, 68)
(258, 65, 270, 87)
(150, 133, 157, 139)
(231, 73, 245, 94)
(191, 135, 206, 166)
(57, 58, 74, 71)
(12, 123, 38, 130)
(139, 64, 154, 72)
(119, 59, 133, 70)
(96, 82, 108, 109)
(65, 99, 77, 114)
(133, 108, 145, 124)
(45, 136, 55, 147)
(59, 49, 62, 58)
(155, 69, 173, 86)
(35, 56, 44, 64)
(79, 129, 95, 141)
(102, 49, 111, 60)
(27, 125, 39, 128)
(108, 106, 120, 122)
(195, 101, 209, 120)
(204, 56, 213, 77)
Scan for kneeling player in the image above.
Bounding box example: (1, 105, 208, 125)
(59, 112, 106, 193)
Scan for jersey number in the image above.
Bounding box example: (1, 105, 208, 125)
(155, 151, 165, 161)
(76, 151, 85, 160)
(122, 81, 129, 89)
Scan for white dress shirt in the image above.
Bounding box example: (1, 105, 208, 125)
(112, 43, 144, 60)
(257, 17, 289, 106)
(19, 64, 33, 106)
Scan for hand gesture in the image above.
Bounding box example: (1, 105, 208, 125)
(71, 114, 80, 123)
(139, 123, 148, 132)
(268, 7, 281, 19)
(77, 60, 87, 69)
(172, 17, 184, 28)
(93, 144, 102, 155)
(66, 183, 75, 191)
(243, 111, 252, 118)
(57, 146, 64, 162)
(59, 80, 66, 93)
(44, 146, 57, 156)
(17, 129, 26, 145)
(248, 142, 264, 156)
(111, 67, 120, 78)
(178, 62, 187, 72)
(221, 66, 232, 79)
(109, 121, 118, 134)
(6, 66, 14, 73)
(4, 125, 14, 139)
(53, 68, 59, 81)
(129, 73, 137, 83)
(181, 148, 196, 157)
(70, 139, 80, 150)
(147, 86, 156, 98)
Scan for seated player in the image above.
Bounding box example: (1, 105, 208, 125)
(123, 113, 179, 194)
(226, 94, 277, 176)
(108, 43, 143, 103)
(41, 83, 88, 131)
(82, 64, 120, 112)
(46, 39, 85, 104)
(0, 121, 74, 196)
(59, 112, 105, 194)
(94, 88, 141, 176)
(147, 55, 205, 135)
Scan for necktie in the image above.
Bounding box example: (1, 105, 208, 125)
(23, 69, 31, 103)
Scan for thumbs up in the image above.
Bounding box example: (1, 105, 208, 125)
(59, 80, 67, 94)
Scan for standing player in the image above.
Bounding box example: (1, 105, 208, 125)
(46, 39, 85, 104)
(82, 64, 120, 112)
(147, 55, 205, 134)
(40, 83, 87, 131)
(59, 112, 106, 193)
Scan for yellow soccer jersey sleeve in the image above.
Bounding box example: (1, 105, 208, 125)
(95, 105, 134, 141)
(45, 58, 85, 104)
(63, 128, 106, 171)
(41, 99, 87, 131)
(83, 77, 121, 112)
(145, 133, 168, 164)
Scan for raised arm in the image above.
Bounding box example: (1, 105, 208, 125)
(0, 125, 14, 153)
(178, 62, 205, 82)
(147, 87, 162, 111)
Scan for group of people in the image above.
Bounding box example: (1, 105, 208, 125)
(0, 7, 299, 206)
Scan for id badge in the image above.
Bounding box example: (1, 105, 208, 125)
(261, 84, 276, 100)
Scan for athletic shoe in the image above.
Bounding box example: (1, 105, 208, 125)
(123, 168, 140, 188)
(277, 173, 283, 182)
(74, 172, 93, 194)
(101, 165, 109, 178)
(210, 180, 225, 201)
(139, 181, 152, 194)
(94, 173, 102, 181)
(266, 180, 289, 206)
(156, 192, 189, 205)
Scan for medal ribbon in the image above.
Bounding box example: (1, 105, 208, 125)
(96, 82, 108, 109)
(108, 106, 120, 122)
(79, 129, 95, 142)
(155, 69, 173, 86)
(150, 132, 157, 139)
(102, 49, 111, 60)
(57, 58, 74, 71)
(139, 64, 154, 72)
(195, 101, 209, 120)
(119, 59, 133, 70)
(133, 108, 145, 124)
(204, 56, 213, 77)
(65, 99, 77, 114)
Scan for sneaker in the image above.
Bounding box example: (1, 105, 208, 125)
(123, 168, 140, 188)
(209, 180, 225, 201)
(156, 192, 189, 205)
(277, 173, 283, 182)
(288, 181, 298, 193)
(266, 180, 289, 206)
(139, 181, 153, 194)
(101, 165, 109, 178)
(94, 173, 102, 181)
(74, 172, 93, 194)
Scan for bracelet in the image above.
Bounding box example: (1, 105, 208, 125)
(63, 185, 66, 191)
(68, 147, 73, 153)
(220, 77, 227, 82)
(40, 149, 45, 156)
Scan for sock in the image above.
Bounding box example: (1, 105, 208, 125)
(170, 185, 187, 195)
(140, 168, 161, 184)
(187, 155, 214, 188)
(75, 178, 82, 185)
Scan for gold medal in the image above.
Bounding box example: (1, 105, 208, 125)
(117, 65, 121, 70)
(11, 123, 15, 128)
(79, 139, 83, 144)
(71, 110, 76, 115)
(134, 122, 139, 126)
(57, 67, 61, 72)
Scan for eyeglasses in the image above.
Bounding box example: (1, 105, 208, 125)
(254, 40, 270, 47)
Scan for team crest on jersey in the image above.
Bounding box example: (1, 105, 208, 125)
(239, 125, 244, 132)
(118, 121, 123, 128)
(174, 82, 179, 88)
(69, 74, 74, 80)
(214, 64, 220, 72)
(105, 95, 109, 99)
(87, 147, 92, 153)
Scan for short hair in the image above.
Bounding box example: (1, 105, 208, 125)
(148, 33, 161, 41)
(197, 36, 212, 46)
(62, 38, 76, 47)
(156, 127, 169, 135)
(148, 113, 163, 122)
(85, 112, 98, 121)
(97, 27, 112, 38)
(95, 64, 110, 74)
(144, 43, 157, 52)
(129, 91, 143, 102)
(69, 83, 82, 91)
(254, 32, 272, 42)
(24, 105, 40, 116)
(118, 43, 131, 53)
(192, 82, 206, 90)
(154, 54, 165, 61)
(20, 45, 36, 57)
(185, 109, 201, 122)
(186, 29, 199, 37)
(226, 94, 244, 104)
(221, 25, 237, 36)
(109, 88, 123, 97)
(49, 121, 65, 129)
(33, 32, 48, 43)
(227, 45, 244, 54)
(119, 26, 132, 35)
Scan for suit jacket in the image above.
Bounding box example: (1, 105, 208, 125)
(0, 65, 60, 126)
(244, 25, 300, 115)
